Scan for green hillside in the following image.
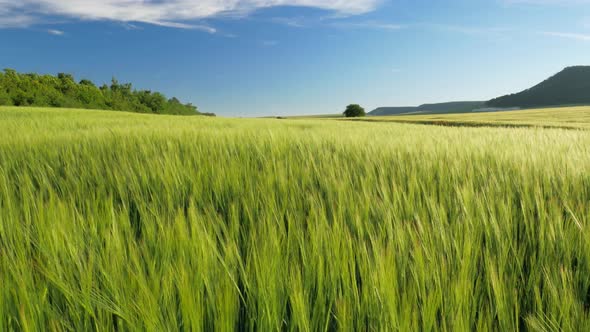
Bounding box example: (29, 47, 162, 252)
(488, 66, 590, 108)
(2, 106, 590, 330)
(371, 66, 590, 116)
(369, 101, 485, 116)
(0, 69, 210, 115)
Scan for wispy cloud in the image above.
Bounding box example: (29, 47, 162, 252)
(149, 21, 217, 33)
(0, 0, 383, 31)
(502, 0, 590, 5)
(269, 16, 402, 31)
(271, 17, 307, 28)
(47, 29, 64, 35)
(542, 31, 590, 41)
(0, 14, 36, 28)
(120, 22, 142, 30)
(330, 21, 404, 31)
(426, 24, 512, 36)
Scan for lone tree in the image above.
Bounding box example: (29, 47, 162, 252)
(343, 104, 366, 117)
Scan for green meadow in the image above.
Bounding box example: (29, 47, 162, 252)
(1, 106, 590, 331)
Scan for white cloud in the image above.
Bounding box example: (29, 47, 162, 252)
(271, 16, 307, 28)
(542, 31, 590, 40)
(270, 16, 402, 31)
(0, 15, 36, 28)
(330, 21, 404, 30)
(0, 0, 382, 31)
(502, 0, 590, 4)
(426, 24, 512, 35)
(47, 29, 64, 35)
(0, 2, 35, 28)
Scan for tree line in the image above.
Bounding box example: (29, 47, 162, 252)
(0, 69, 213, 116)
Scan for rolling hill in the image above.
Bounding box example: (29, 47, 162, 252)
(371, 66, 590, 117)
(487, 66, 590, 108)
(369, 101, 485, 116)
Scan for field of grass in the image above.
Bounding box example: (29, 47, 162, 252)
(283, 114, 344, 119)
(359, 106, 590, 130)
(1, 106, 590, 330)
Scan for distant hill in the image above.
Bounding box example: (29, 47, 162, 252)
(487, 66, 590, 108)
(369, 101, 485, 116)
(0, 69, 210, 116)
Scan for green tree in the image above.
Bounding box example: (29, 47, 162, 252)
(79, 79, 96, 87)
(343, 104, 366, 117)
(137, 91, 166, 113)
(0, 89, 11, 106)
(0, 69, 208, 116)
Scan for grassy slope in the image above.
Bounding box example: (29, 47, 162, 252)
(1, 106, 590, 330)
(369, 101, 486, 116)
(487, 66, 590, 108)
(358, 106, 590, 129)
(284, 113, 344, 119)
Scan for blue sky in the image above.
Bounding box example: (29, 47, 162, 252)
(1, 0, 590, 116)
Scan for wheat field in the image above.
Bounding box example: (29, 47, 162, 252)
(358, 106, 590, 130)
(1, 106, 590, 331)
